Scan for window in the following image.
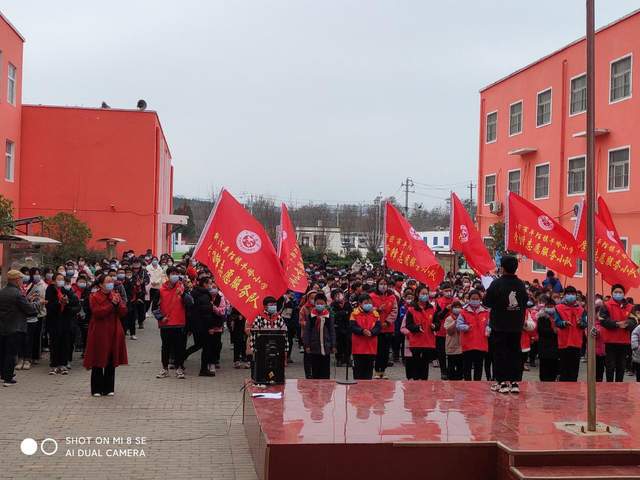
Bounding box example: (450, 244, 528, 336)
(509, 101, 522, 135)
(536, 89, 552, 126)
(5, 140, 15, 182)
(7, 63, 17, 106)
(570, 74, 587, 115)
(484, 174, 496, 204)
(608, 148, 630, 191)
(444, 236, 449, 246)
(483, 237, 494, 253)
(301, 236, 310, 247)
(620, 237, 628, 253)
(508, 170, 521, 195)
(567, 156, 586, 195)
(575, 259, 583, 277)
(610, 55, 632, 102)
(534, 164, 550, 199)
(433, 236, 439, 246)
(486, 111, 497, 143)
(532, 261, 546, 273)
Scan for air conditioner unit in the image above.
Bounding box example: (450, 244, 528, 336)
(489, 201, 503, 214)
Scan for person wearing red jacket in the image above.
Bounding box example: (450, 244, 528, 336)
(350, 294, 381, 380)
(152, 267, 188, 379)
(405, 285, 439, 380)
(456, 290, 490, 382)
(370, 279, 397, 379)
(555, 286, 587, 382)
(83, 273, 128, 397)
(434, 282, 454, 380)
(598, 284, 637, 382)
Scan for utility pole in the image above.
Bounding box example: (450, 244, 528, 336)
(585, 0, 597, 433)
(401, 177, 414, 216)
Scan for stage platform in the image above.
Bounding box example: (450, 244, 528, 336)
(243, 380, 640, 480)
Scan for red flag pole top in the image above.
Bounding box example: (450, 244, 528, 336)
(193, 189, 288, 322)
(278, 203, 309, 294)
(450, 192, 494, 276)
(384, 202, 444, 288)
(505, 192, 579, 278)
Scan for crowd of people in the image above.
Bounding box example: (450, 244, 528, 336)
(0, 250, 639, 397)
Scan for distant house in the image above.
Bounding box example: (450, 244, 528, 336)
(295, 221, 343, 254)
(417, 230, 451, 253)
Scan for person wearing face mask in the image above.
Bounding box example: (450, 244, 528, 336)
(45, 273, 80, 375)
(73, 274, 92, 356)
(599, 284, 637, 382)
(184, 277, 217, 376)
(536, 296, 559, 381)
(444, 300, 464, 380)
(15, 269, 36, 371)
(434, 282, 455, 380)
(399, 290, 415, 379)
(330, 289, 352, 368)
(84, 273, 128, 396)
(350, 294, 381, 380)
(281, 291, 300, 364)
(405, 286, 439, 380)
(146, 257, 165, 318)
(76, 257, 93, 280)
(303, 293, 336, 379)
(152, 267, 189, 379)
(19, 268, 47, 370)
(456, 290, 490, 382)
(370, 278, 398, 379)
(555, 286, 587, 382)
(129, 260, 150, 330)
(209, 281, 228, 370)
(249, 297, 289, 379)
(298, 290, 317, 378)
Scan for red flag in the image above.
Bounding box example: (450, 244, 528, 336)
(506, 192, 578, 277)
(193, 189, 287, 321)
(277, 203, 308, 293)
(574, 199, 640, 289)
(450, 192, 494, 275)
(598, 196, 623, 248)
(384, 202, 444, 288)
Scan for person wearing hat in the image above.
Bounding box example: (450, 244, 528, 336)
(483, 255, 528, 394)
(0, 270, 38, 386)
(249, 296, 288, 380)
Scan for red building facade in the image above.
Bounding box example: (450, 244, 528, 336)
(0, 11, 175, 255)
(477, 9, 640, 294)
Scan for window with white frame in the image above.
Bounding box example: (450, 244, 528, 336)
(532, 260, 546, 273)
(484, 174, 496, 204)
(5, 140, 15, 182)
(7, 63, 17, 106)
(486, 112, 497, 143)
(608, 148, 630, 191)
(610, 56, 632, 102)
(575, 259, 583, 276)
(508, 170, 521, 195)
(620, 237, 628, 253)
(536, 89, 552, 126)
(570, 74, 587, 114)
(534, 164, 550, 199)
(509, 102, 522, 135)
(568, 156, 586, 195)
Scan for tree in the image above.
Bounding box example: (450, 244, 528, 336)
(0, 195, 15, 235)
(43, 213, 92, 264)
(173, 202, 196, 242)
(488, 221, 505, 255)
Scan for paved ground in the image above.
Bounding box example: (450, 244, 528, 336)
(2, 318, 634, 479)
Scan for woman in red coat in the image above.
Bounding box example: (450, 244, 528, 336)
(83, 273, 128, 397)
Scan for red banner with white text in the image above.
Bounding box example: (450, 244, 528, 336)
(193, 189, 288, 321)
(384, 202, 444, 288)
(450, 192, 494, 275)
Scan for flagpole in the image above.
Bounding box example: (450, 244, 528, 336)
(585, 0, 597, 432)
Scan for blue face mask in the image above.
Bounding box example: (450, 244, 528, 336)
(169, 275, 180, 284)
(362, 303, 374, 313)
(418, 294, 429, 303)
(545, 307, 556, 315)
(469, 299, 481, 308)
(116, 274, 125, 280)
(315, 304, 327, 312)
(22, 275, 31, 283)
(33, 275, 41, 283)
(266, 305, 277, 315)
(105, 283, 115, 291)
(613, 292, 625, 302)
(63, 284, 72, 291)
(55, 280, 65, 288)
(564, 294, 577, 304)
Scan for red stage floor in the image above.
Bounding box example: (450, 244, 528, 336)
(244, 380, 640, 480)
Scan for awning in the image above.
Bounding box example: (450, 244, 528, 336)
(0, 234, 60, 245)
(97, 237, 127, 243)
(161, 214, 188, 225)
(508, 147, 537, 156)
(572, 128, 610, 138)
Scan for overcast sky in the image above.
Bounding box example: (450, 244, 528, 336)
(3, 1, 639, 208)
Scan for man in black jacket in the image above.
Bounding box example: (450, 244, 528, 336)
(483, 255, 528, 394)
(0, 270, 38, 386)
